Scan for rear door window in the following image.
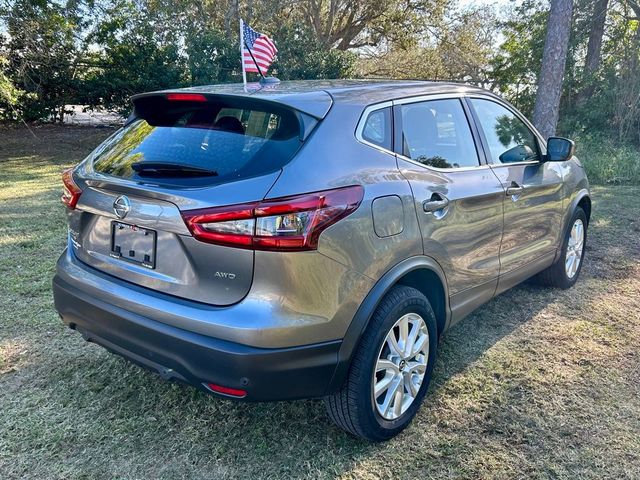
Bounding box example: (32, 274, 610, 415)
(399, 99, 480, 169)
(91, 97, 303, 186)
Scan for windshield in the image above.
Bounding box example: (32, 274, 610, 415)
(91, 99, 303, 187)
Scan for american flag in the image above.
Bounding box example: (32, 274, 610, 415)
(242, 20, 277, 75)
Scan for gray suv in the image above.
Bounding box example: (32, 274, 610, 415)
(53, 80, 591, 441)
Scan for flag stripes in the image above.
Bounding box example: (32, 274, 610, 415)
(241, 21, 277, 76)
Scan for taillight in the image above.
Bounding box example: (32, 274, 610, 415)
(61, 168, 82, 209)
(181, 185, 364, 251)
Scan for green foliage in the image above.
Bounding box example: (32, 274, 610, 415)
(1, 0, 91, 121)
(356, 3, 497, 82)
(271, 23, 356, 80)
(83, 31, 186, 112)
(574, 134, 640, 185)
(0, 57, 19, 103)
(0, 56, 25, 118)
(0, 0, 360, 117)
(494, 0, 640, 149)
(77, 0, 188, 112)
(184, 27, 239, 85)
(490, 1, 548, 116)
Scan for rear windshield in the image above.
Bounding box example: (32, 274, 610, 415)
(91, 97, 303, 186)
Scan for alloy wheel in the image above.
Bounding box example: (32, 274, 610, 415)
(372, 313, 429, 420)
(565, 218, 585, 279)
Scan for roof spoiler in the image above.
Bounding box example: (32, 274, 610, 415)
(127, 91, 323, 141)
(130, 89, 333, 119)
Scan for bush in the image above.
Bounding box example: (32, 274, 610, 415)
(574, 134, 640, 185)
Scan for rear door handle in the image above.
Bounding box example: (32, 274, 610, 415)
(506, 182, 524, 196)
(423, 193, 449, 213)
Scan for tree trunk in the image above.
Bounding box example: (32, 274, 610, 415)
(613, 6, 640, 142)
(246, 0, 253, 23)
(224, 0, 239, 37)
(577, 0, 609, 104)
(585, 0, 609, 74)
(532, 0, 574, 139)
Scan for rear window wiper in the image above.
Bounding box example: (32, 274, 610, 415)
(131, 162, 218, 177)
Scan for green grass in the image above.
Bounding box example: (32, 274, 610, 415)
(1, 125, 640, 479)
(574, 134, 640, 185)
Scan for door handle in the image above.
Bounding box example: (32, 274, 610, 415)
(423, 193, 449, 213)
(506, 182, 524, 196)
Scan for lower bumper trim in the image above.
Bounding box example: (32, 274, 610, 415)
(53, 275, 341, 401)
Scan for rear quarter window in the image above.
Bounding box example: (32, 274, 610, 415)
(360, 107, 392, 150)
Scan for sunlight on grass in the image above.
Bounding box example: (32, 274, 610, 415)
(592, 217, 611, 228)
(0, 233, 36, 247)
(0, 338, 31, 374)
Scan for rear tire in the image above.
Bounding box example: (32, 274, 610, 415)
(537, 207, 587, 289)
(325, 285, 438, 442)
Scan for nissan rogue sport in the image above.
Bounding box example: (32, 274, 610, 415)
(53, 80, 591, 441)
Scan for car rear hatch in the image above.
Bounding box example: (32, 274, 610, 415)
(66, 90, 331, 305)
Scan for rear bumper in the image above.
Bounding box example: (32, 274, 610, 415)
(53, 274, 341, 401)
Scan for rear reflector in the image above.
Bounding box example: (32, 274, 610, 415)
(61, 168, 82, 209)
(181, 185, 364, 251)
(166, 93, 208, 102)
(205, 383, 247, 398)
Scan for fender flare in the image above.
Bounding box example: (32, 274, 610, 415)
(569, 188, 591, 222)
(325, 255, 450, 394)
(555, 188, 591, 262)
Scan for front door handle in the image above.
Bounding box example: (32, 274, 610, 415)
(423, 193, 449, 213)
(506, 182, 524, 196)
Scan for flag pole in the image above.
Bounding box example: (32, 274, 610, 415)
(240, 19, 247, 89)
(246, 45, 267, 80)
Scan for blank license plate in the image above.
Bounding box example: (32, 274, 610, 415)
(110, 222, 156, 269)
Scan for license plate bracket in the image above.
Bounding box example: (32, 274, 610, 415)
(110, 221, 156, 269)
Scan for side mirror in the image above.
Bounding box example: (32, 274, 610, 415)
(546, 137, 575, 162)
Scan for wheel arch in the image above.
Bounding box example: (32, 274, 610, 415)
(577, 194, 591, 225)
(325, 256, 450, 394)
(395, 269, 447, 335)
(566, 190, 591, 235)
(554, 189, 591, 264)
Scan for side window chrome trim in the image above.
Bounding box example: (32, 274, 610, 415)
(396, 152, 494, 173)
(392, 92, 467, 105)
(355, 101, 394, 155)
(487, 160, 541, 168)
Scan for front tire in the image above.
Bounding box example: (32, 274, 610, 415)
(325, 285, 438, 441)
(537, 207, 587, 289)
